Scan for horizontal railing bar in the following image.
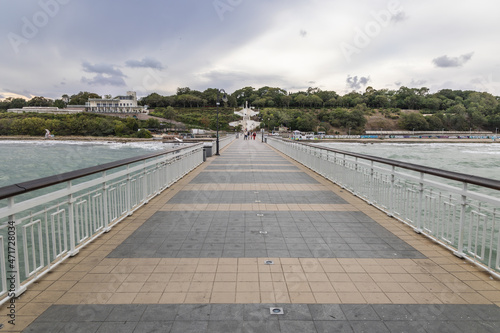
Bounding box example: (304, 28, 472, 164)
(0, 143, 203, 200)
(303, 142, 500, 191)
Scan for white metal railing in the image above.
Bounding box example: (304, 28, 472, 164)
(268, 138, 500, 277)
(0, 143, 204, 304)
(218, 135, 234, 151)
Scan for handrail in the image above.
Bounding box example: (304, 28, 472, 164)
(0, 143, 202, 200)
(268, 137, 500, 276)
(298, 141, 500, 191)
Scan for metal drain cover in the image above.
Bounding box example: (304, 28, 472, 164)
(270, 307, 284, 315)
(255, 200, 261, 203)
(256, 214, 264, 217)
(259, 230, 268, 234)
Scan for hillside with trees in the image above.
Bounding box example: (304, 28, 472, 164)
(1, 86, 499, 136)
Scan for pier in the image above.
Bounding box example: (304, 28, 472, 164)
(1, 138, 500, 332)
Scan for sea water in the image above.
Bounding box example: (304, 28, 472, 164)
(317, 142, 500, 181)
(0, 140, 174, 188)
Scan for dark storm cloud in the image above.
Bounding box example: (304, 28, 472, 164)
(346, 75, 370, 90)
(432, 52, 474, 68)
(125, 58, 164, 70)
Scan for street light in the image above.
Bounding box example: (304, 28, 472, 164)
(215, 89, 227, 156)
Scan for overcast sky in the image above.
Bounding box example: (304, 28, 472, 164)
(1, 0, 500, 100)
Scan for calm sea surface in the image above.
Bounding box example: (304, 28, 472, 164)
(0, 140, 174, 188)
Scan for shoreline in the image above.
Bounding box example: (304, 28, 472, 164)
(0, 136, 155, 142)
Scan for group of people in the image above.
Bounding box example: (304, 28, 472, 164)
(243, 130, 257, 140)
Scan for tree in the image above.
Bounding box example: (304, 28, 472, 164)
(53, 99, 66, 109)
(28, 96, 53, 107)
(10, 98, 27, 108)
(69, 92, 100, 105)
(176, 87, 191, 95)
(398, 112, 428, 130)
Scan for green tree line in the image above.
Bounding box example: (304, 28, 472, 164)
(0, 113, 153, 138)
(2, 86, 499, 134)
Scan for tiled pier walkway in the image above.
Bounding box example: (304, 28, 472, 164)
(4, 138, 500, 332)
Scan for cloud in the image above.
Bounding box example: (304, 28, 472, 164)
(81, 62, 126, 87)
(82, 62, 125, 77)
(391, 11, 408, 23)
(410, 79, 427, 86)
(346, 75, 370, 90)
(125, 57, 164, 70)
(432, 52, 474, 68)
(81, 74, 126, 87)
(2, 89, 33, 99)
(198, 70, 285, 90)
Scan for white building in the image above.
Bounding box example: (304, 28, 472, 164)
(86, 91, 144, 113)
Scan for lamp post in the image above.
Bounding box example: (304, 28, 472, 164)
(215, 89, 227, 156)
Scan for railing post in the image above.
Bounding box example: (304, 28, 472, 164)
(67, 181, 79, 256)
(7, 198, 26, 297)
(415, 172, 424, 233)
(143, 161, 149, 204)
(102, 171, 110, 232)
(454, 182, 468, 258)
(126, 165, 132, 216)
(388, 166, 395, 217)
(368, 161, 374, 205)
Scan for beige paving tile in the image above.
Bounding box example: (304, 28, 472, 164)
(337, 292, 366, 304)
(107, 293, 137, 304)
(236, 292, 261, 303)
(159, 293, 187, 303)
(133, 293, 162, 304)
(211, 292, 236, 303)
(289, 292, 316, 303)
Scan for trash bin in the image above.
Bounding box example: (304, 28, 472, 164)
(264, 138, 267, 143)
(203, 142, 213, 158)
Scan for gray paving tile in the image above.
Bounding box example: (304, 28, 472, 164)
(314, 321, 354, 333)
(189, 171, 320, 184)
(141, 304, 178, 321)
(170, 320, 208, 333)
(107, 210, 424, 259)
(106, 304, 146, 322)
(176, 304, 211, 321)
(349, 321, 390, 333)
(308, 304, 346, 321)
(372, 304, 412, 321)
(279, 320, 317, 332)
(133, 321, 174, 333)
(25, 304, 500, 333)
(341, 304, 380, 321)
(167, 190, 347, 204)
(96, 322, 138, 333)
(22, 322, 65, 333)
